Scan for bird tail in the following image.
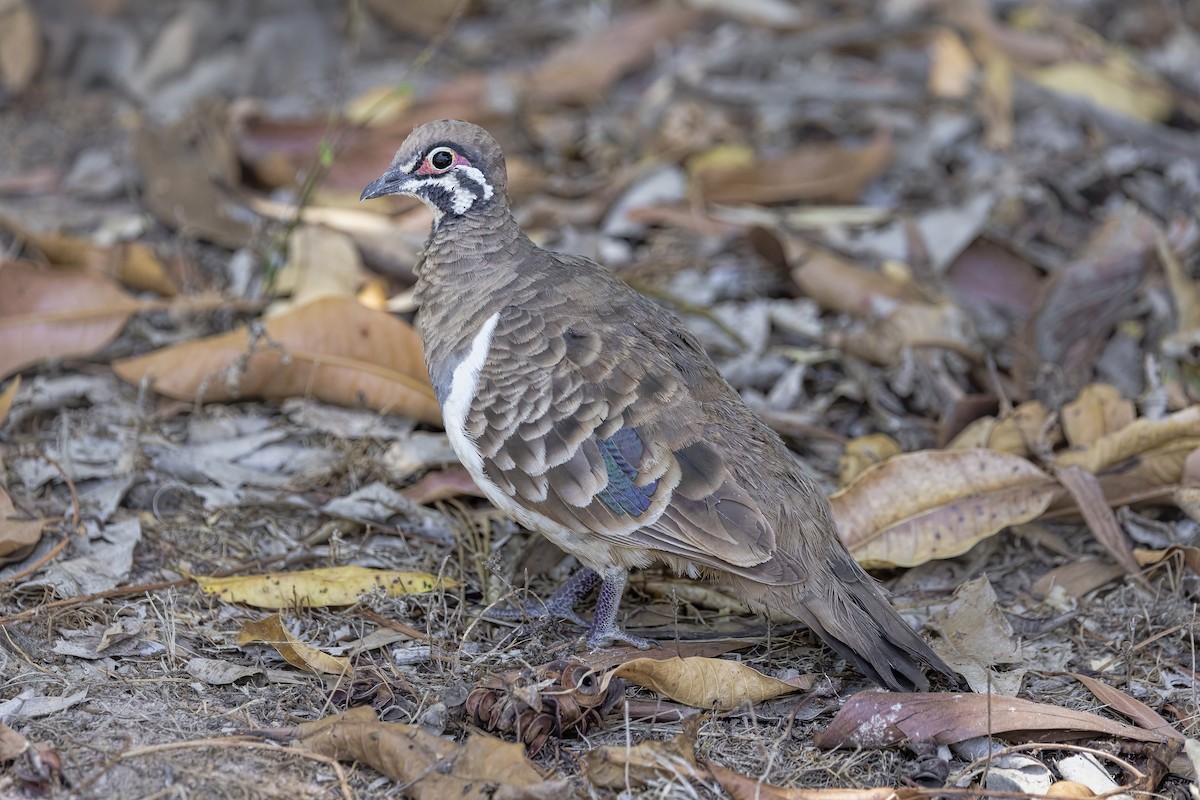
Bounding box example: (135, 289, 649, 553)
(728, 554, 953, 692)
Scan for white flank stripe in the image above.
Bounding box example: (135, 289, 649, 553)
(443, 312, 501, 479)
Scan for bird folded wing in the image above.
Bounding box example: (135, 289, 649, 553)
(469, 304, 777, 572)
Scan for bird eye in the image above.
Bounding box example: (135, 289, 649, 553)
(427, 147, 456, 172)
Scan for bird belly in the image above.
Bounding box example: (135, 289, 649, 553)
(439, 311, 647, 573)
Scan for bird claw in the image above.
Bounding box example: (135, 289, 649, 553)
(586, 625, 658, 651)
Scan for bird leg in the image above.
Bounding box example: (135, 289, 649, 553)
(486, 566, 656, 650)
(486, 566, 600, 627)
(585, 567, 657, 650)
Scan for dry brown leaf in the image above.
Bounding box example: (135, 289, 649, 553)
(708, 761, 911, 800)
(837, 300, 981, 365)
(295, 706, 567, 800)
(607, 656, 805, 711)
(521, 6, 702, 107)
(585, 720, 705, 790)
(0, 484, 48, 563)
(1052, 465, 1141, 576)
(929, 27, 976, 99)
(195, 566, 454, 608)
(237, 614, 350, 675)
(790, 245, 924, 315)
(1061, 384, 1135, 449)
(132, 103, 252, 248)
(1055, 405, 1200, 473)
(0, 0, 40, 94)
(113, 295, 441, 425)
(1031, 559, 1125, 600)
(0, 215, 179, 295)
(930, 576, 1024, 695)
(832, 449, 1060, 568)
(1018, 207, 1158, 393)
(1070, 673, 1186, 744)
(1133, 546, 1200, 576)
(0, 260, 147, 380)
(947, 400, 1052, 456)
(0, 375, 18, 425)
(839, 433, 902, 487)
(270, 225, 364, 312)
(0, 719, 27, 761)
(814, 690, 1170, 750)
(1044, 438, 1200, 519)
(696, 131, 893, 206)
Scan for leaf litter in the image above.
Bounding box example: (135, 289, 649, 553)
(0, 0, 1198, 797)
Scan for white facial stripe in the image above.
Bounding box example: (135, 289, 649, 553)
(395, 154, 420, 174)
(458, 166, 494, 202)
(419, 170, 493, 215)
(443, 311, 501, 480)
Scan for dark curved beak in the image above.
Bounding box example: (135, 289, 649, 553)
(360, 168, 407, 201)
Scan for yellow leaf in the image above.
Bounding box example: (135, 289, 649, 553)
(610, 656, 804, 710)
(1031, 58, 1173, 122)
(238, 614, 350, 675)
(838, 433, 901, 487)
(833, 449, 1059, 567)
(0, 375, 19, 425)
(929, 27, 976, 99)
(1055, 405, 1200, 473)
(195, 566, 455, 609)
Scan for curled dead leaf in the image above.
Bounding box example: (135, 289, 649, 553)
(833, 449, 1060, 567)
(586, 720, 705, 790)
(1055, 405, 1200, 473)
(1061, 384, 1135, 449)
(294, 706, 567, 800)
(237, 614, 350, 675)
(607, 656, 806, 711)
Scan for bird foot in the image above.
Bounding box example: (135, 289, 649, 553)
(585, 624, 659, 651)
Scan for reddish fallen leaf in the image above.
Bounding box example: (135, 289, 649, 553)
(113, 296, 441, 425)
(814, 691, 1170, 750)
(400, 465, 484, 505)
(0, 260, 146, 380)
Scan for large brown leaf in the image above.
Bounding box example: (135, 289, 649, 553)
(832, 449, 1060, 567)
(113, 296, 441, 425)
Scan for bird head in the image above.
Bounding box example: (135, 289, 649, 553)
(359, 119, 507, 223)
